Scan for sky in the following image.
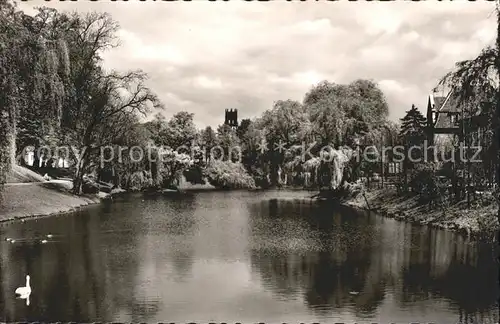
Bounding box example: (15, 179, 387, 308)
(19, 0, 498, 129)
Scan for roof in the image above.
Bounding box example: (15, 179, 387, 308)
(433, 96, 446, 111)
(432, 90, 463, 129)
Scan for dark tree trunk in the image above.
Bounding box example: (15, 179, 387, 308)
(495, 3, 500, 225)
(33, 146, 40, 169)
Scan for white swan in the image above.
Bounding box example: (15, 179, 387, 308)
(46, 234, 53, 238)
(41, 240, 47, 244)
(15, 275, 31, 305)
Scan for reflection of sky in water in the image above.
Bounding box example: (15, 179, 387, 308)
(0, 190, 498, 323)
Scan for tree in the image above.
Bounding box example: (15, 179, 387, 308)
(0, 1, 71, 185)
(70, 70, 162, 194)
(237, 118, 251, 140)
(304, 80, 388, 148)
(215, 123, 240, 161)
(157, 149, 193, 189)
(259, 100, 310, 186)
(204, 160, 256, 189)
(302, 80, 389, 191)
(496, 1, 500, 223)
(437, 1, 499, 214)
(399, 104, 427, 146)
(199, 126, 217, 161)
(157, 112, 197, 150)
(239, 120, 269, 187)
(144, 113, 167, 145)
(399, 104, 427, 191)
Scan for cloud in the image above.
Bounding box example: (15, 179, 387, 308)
(19, 1, 497, 128)
(293, 18, 333, 34)
(193, 75, 224, 90)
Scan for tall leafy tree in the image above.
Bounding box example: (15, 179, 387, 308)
(437, 1, 499, 210)
(236, 118, 251, 140)
(157, 112, 197, 150)
(0, 2, 70, 181)
(200, 126, 217, 161)
(216, 123, 240, 161)
(71, 70, 162, 194)
(259, 100, 310, 186)
(302, 80, 389, 189)
(304, 80, 388, 148)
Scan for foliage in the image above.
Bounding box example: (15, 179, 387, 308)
(399, 104, 427, 144)
(216, 124, 241, 161)
(69, 70, 162, 194)
(236, 118, 251, 140)
(409, 163, 440, 204)
(204, 160, 256, 189)
(436, 3, 499, 209)
(157, 111, 197, 149)
(158, 149, 193, 189)
(304, 80, 389, 147)
(398, 104, 427, 189)
(125, 171, 153, 192)
(200, 126, 217, 154)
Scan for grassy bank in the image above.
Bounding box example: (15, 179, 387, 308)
(0, 166, 121, 222)
(0, 182, 101, 222)
(343, 187, 499, 240)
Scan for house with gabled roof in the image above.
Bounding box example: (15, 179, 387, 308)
(426, 88, 491, 162)
(426, 89, 462, 148)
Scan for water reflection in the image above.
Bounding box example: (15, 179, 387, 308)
(0, 191, 498, 323)
(247, 198, 499, 323)
(0, 208, 121, 321)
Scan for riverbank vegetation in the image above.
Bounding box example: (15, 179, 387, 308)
(0, 1, 498, 235)
(344, 187, 498, 240)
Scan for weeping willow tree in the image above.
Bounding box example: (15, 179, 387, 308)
(0, 1, 70, 190)
(16, 37, 70, 167)
(437, 1, 500, 219)
(0, 0, 29, 188)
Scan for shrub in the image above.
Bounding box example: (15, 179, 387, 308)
(127, 171, 153, 192)
(205, 160, 256, 189)
(248, 165, 270, 189)
(409, 163, 441, 204)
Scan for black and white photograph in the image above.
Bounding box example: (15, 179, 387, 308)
(0, 0, 499, 322)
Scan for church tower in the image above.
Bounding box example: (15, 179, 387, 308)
(224, 109, 238, 129)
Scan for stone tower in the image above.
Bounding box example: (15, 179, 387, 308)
(224, 108, 238, 129)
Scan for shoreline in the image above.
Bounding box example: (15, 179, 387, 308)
(0, 181, 123, 224)
(1, 181, 498, 241)
(341, 188, 499, 241)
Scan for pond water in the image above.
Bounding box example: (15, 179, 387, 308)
(0, 190, 498, 323)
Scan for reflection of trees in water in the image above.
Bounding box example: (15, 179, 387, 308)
(249, 199, 386, 317)
(251, 250, 314, 300)
(398, 227, 499, 323)
(119, 194, 197, 321)
(163, 196, 196, 282)
(250, 248, 386, 318)
(0, 209, 125, 321)
(248, 198, 499, 322)
(0, 194, 199, 322)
